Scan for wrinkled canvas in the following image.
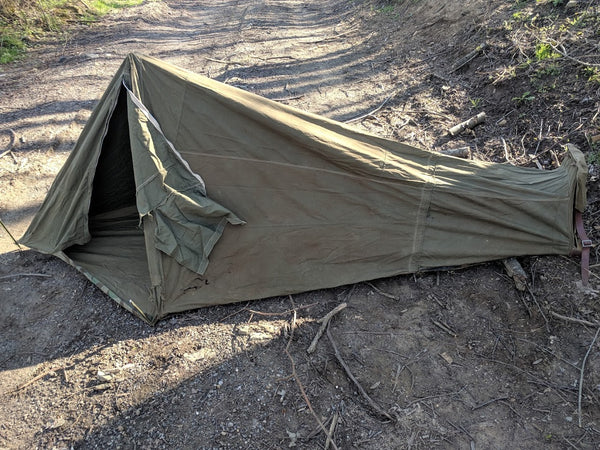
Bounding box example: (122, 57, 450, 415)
(20, 54, 587, 323)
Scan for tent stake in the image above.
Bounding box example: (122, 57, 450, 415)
(0, 216, 21, 250)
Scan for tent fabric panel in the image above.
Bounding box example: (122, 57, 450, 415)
(125, 86, 244, 275)
(62, 206, 157, 321)
(19, 53, 589, 323)
(19, 60, 128, 253)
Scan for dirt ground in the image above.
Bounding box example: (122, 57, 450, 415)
(1, 0, 600, 448)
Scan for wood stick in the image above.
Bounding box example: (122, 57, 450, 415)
(203, 56, 245, 65)
(0, 129, 16, 159)
(269, 95, 304, 102)
(546, 41, 600, 68)
(526, 284, 549, 332)
(326, 322, 395, 422)
(13, 367, 60, 393)
(578, 327, 600, 427)
(344, 93, 396, 124)
(307, 302, 349, 354)
(246, 302, 317, 317)
(450, 43, 487, 72)
(324, 412, 339, 450)
(284, 310, 339, 450)
(432, 320, 457, 337)
(448, 112, 486, 136)
(0, 273, 51, 281)
(550, 311, 599, 327)
(366, 282, 399, 300)
(472, 395, 509, 410)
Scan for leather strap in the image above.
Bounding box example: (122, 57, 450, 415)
(575, 210, 592, 285)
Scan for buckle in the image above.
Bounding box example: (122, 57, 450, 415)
(581, 239, 593, 248)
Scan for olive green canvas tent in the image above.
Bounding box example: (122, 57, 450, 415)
(20, 54, 587, 324)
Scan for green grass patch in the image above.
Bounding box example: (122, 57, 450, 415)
(535, 42, 560, 61)
(0, 30, 25, 63)
(0, 0, 147, 64)
(88, 0, 145, 15)
(582, 66, 600, 85)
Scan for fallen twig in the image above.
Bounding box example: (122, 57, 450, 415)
(405, 386, 466, 408)
(502, 137, 512, 163)
(526, 284, 549, 332)
(284, 302, 339, 450)
(518, 292, 533, 318)
(203, 56, 245, 65)
(550, 311, 599, 327)
(448, 112, 486, 136)
(0, 273, 51, 281)
(326, 322, 395, 422)
(344, 93, 396, 124)
(246, 302, 317, 317)
(269, 95, 304, 102)
(432, 319, 457, 337)
(578, 327, 600, 427)
(450, 42, 487, 72)
(11, 366, 63, 394)
(307, 290, 352, 354)
(366, 282, 399, 300)
(324, 411, 339, 450)
(545, 40, 600, 68)
(472, 395, 510, 411)
(0, 128, 16, 159)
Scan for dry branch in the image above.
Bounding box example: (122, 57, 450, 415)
(307, 302, 348, 354)
(269, 95, 304, 102)
(203, 56, 245, 65)
(472, 395, 509, 410)
(546, 41, 600, 68)
(344, 93, 396, 124)
(326, 323, 395, 422)
(0, 273, 51, 281)
(246, 302, 317, 317)
(366, 282, 399, 300)
(432, 320, 457, 337)
(450, 43, 487, 72)
(284, 309, 339, 450)
(448, 112, 486, 136)
(550, 311, 599, 327)
(10, 365, 68, 394)
(0, 129, 16, 159)
(578, 327, 600, 427)
(324, 412, 339, 450)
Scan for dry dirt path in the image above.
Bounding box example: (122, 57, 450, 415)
(0, 1, 599, 449)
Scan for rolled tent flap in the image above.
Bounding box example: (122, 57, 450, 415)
(20, 53, 588, 324)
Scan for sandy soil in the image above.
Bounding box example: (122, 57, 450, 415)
(1, 0, 600, 448)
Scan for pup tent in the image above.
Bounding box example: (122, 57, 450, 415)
(20, 54, 588, 324)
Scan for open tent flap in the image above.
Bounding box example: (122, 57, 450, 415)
(20, 54, 588, 324)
